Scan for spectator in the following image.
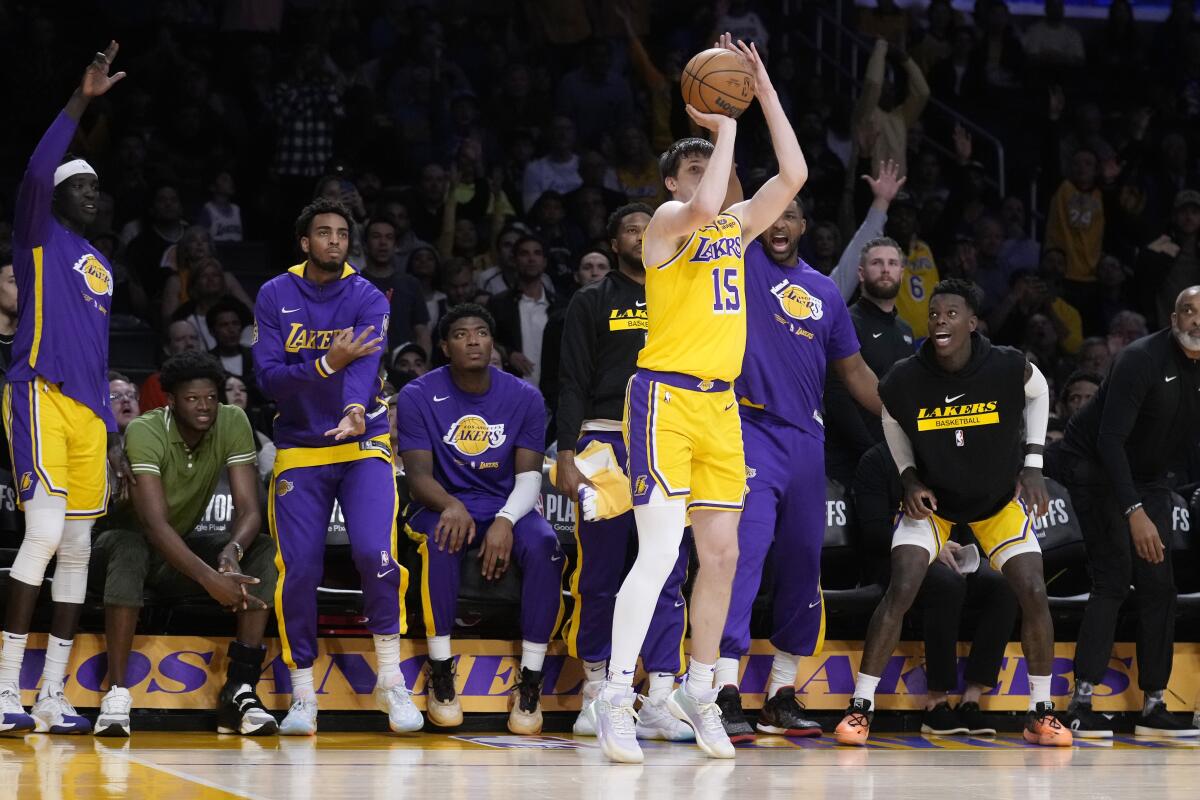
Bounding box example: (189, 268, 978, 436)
(360, 219, 432, 357)
(0, 259, 16, 370)
(126, 182, 187, 296)
(1022, 0, 1086, 71)
(714, 0, 771, 55)
(265, 39, 343, 182)
(407, 247, 447, 330)
(1044, 147, 1105, 314)
(168, 258, 252, 349)
(969, 216, 1014, 311)
(92, 227, 149, 324)
(409, 163, 450, 244)
(207, 299, 255, 381)
(1135, 190, 1200, 330)
(377, 196, 428, 273)
(967, 1, 1027, 106)
(906, 150, 950, 209)
(857, 0, 908, 48)
(989, 257, 1083, 356)
(911, 0, 955, 75)
(522, 116, 582, 213)
(1022, 312, 1071, 388)
(1108, 309, 1150, 356)
(492, 235, 559, 386)
(1096, 253, 1134, 331)
(1058, 370, 1102, 423)
(807, 222, 842, 275)
(140, 319, 205, 412)
(198, 170, 243, 243)
(223, 372, 276, 481)
(530, 190, 588, 288)
(884, 192, 939, 339)
(852, 39, 931, 180)
(107, 372, 140, 435)
(614, 126, 664, 206)
(162, 237, 253, 327)
(928, 25, 976, 104)
(564, 151, 626, 219)
(1077, 336, 1113, 376)
(998, 196, 1041, 275)
(555, 39, 635, 148)
(539, 249, 613, 424)
(477, 226, 553, 297)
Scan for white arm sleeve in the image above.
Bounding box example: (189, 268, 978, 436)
(1023, 362, 1050, 446)
(881, 405, 916, 474)
(496, 471, 542, 523)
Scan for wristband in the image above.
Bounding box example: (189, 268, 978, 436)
(1123, 502, 1143, 518)
(319, 355, 336, 375)
(231, 541, 243, 561)
(1023, 454, 1043, 469)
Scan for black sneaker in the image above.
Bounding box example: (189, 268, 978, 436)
(216, 684, 278, 736)
(1134, 702, 1200, 738)
(425, 658, 462, 727)
(1062, 702, 1113, 739)
(920, 701, 968, 735)
(957, 701, 997, 736)
(756, 687, 822, 737)
(507, 668, 544, 735)
(715, 686, 756, 743)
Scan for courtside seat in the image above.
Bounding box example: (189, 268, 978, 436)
(1036, 479, 1091, 609)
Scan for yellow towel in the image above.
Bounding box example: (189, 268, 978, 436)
(548, 440, 633, 520)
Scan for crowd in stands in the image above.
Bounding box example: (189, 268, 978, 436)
(0, 0, 1198, 624)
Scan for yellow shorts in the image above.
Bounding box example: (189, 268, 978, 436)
(623, 369, 746, 511)
(2, 378, 110, 518)
(892, 499, 1042, 570)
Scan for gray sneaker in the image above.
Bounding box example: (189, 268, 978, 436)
(595, 685, 643, 764)
(666, 680, 735, 759)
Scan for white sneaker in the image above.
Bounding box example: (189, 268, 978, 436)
(279, 694, 318, 736)
(374, 677, 423, 733)
(32, 685, 91, 734)
(95, 687, 132, 737)
(667, 681, 735, 758)
(573, 682, 600, 736)
(636, 695, 695, 741)
(595, 685, 643, 764)
(0, 685, 35, 734)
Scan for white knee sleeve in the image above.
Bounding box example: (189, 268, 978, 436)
(9, 488, 67, 588)
(51, 518, 93, 604)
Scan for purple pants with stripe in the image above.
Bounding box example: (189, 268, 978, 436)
(562, 430, 689, 674)
(270, 456, 405, 670)
(720, 410, 826, 660)
(406, 505, 565, 644)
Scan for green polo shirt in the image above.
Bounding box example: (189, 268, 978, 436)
(115, 405, 258, 536)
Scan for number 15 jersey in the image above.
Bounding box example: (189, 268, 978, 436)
(637, 212, 746, 383)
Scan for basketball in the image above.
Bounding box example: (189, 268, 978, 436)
(681, 48, 755, 118)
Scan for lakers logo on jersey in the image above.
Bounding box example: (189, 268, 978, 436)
(72, 253, 112, 296)
(19, 472, 32, 491)
(443, 415, 506, 456)
(916, 401, 999, 431)
(689, 234, 743, 263)
(633, 475, 648, 496)
(771, 280, 824, 321)
(284, 323, 339, 353)
(276, 478, 294, 497)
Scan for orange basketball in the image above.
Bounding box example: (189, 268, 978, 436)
(681, 48, 755, 118)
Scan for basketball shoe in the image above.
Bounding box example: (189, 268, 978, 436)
(279, 693, 318, 736)
(375, 674, 423, 733)
(507, 668, 544, 735)
(635, 695, 695, 741)
(1061, 702, 1112, 739)
(715, 686, 755, 743)
(95, 686, 131, 737)
(757, 687, 822, 737)
(834, 698, 873, 746)
(0, 685, 35, 734)
(425, 658, 462, 727)
(573, 681, 599, 736)
(596, 684, 643, 763)
(31, 684, 91, 734)
(667, 679, 735, 758)
(1023, 702, 1072, 746)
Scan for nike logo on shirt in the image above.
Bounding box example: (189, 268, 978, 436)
(635, 301, 646, 308)
(945, 393, 965, 403)
(433, 395, 450, 402)
(872, 332, 883, 339)
(1165, 376, 1177, 383)
(809, 599, 821, 608)
(674, 600, 685, 608)
(377, 568, 395, 579)
(282, 307, 300, 314)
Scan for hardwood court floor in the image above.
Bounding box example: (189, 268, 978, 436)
(2, 731, 1199, 799)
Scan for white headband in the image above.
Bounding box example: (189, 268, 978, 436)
(53, 159, 97, 187)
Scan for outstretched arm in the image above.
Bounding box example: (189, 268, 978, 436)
(643, 110, 736, 251)
(724, 38, 808, 241)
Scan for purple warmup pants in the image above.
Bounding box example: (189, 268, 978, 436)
(270, 456, 404, 670)
(720, 410, 826, 661)
(561, 430, 690, 674)
(406, 503, 565, 644)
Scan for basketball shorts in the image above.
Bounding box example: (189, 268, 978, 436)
(623, 369, 746, 511)
(892, 499, 1041, 570)
(3, 378, 109, 518)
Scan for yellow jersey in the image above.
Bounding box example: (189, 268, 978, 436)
(637, 212, 746, 383)
(895, 238, 939, 340)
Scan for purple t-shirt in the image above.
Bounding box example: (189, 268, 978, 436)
(735, 240, 860, 440)
(397, 366, 545, 514)
(9, 111, 116, 430)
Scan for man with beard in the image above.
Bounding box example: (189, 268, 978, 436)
(253, 198, 422, 736)
(1059, 286, 1200, 739)
(714, 196, 882, 742)
(824, 237, 915, 486)
(555, 203, 693, 743)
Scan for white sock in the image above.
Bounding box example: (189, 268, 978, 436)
(607, 502, 687, 688)
(38, 635, 73, 697)
(766, 651, 800, 698)
(374, 633, 401, 686)
(427, 635, 452, 663)
(648, 672, 675, 705)
(521, 641, 547, 673)
(853, 672, 881, 704)
(582, 659, 606, 688)
(1028, 674, 1051, 709)
(685, 659, 715, 700)
(0, 631, 28, 690)
(291, 667, 315, 700)
(714, 657, 740, 689)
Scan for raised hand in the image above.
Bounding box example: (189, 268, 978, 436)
(686, 104, 736, 133)
(716, 34, 772, 99)
(82, 41, 127, 98)
(862, 159, 907, 205)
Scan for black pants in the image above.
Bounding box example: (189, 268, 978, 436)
(1062, 455, 1176, 692)
(918, 560, 1020, 692)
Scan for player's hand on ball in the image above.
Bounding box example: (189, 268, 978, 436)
(325, 407, 366, 440)
(326, 326, 383, 371)
(686, 104, 736, 134)
(82, 41, 126, 98)
(1015, 467, 1049, 517)
(479, 517, 514, 580)
(716, 34, 771, 99)
(900, 469, 937, 519)
(435, 499, 475, 553)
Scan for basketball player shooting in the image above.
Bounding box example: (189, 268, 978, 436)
(593, 35, 808, 764)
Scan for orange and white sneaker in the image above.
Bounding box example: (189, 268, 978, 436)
(834, 698, 873, 746)
(1023, 702, 1073, 747)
